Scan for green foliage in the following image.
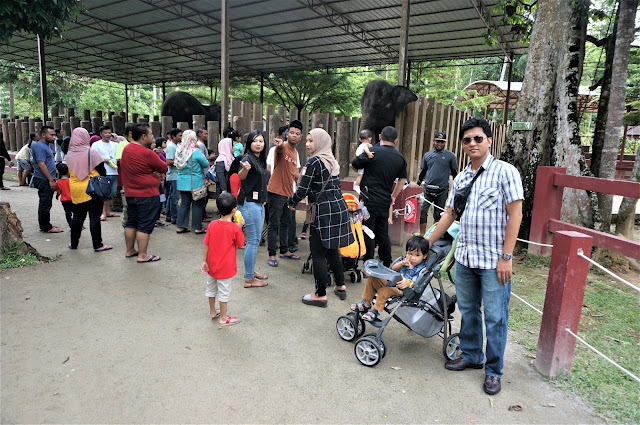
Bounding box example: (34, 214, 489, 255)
(0, 0, 81, 43)
(0, 242, 38, 272)
(494, 0, 538, 46)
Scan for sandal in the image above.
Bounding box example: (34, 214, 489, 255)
(194, 229, 207, 235)
(137, 255, 161, 263)
(176, 228, 190, 234)
(351, 300, 371, 312)
(125, 251, 139, 258)
(334, 287, 347, 300)
(94, 245, 113, 252)
(244, 278, 268, 288)
(267, 259, 278, 267)
(279, 253, 301, 260)
(362, 310, 380, 322)
(43, 226, 63, 233)
(210, 309, 220, 320)
(219, 316, 241, 326)
(254, 272, 268, 280)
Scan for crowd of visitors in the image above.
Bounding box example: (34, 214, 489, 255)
(4, 116, 523, 395)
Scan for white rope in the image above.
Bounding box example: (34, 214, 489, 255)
(510, 292, 544, 315)
(565, 327, 640, 383)
(577, 250, 640, 294)
(516, 238, 554, 248)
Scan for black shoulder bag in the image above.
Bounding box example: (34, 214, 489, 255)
(453, 167, 484, 219)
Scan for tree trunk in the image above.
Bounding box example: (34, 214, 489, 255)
(500, 0, 592, 239)
(615, 143, 640, 238)
(595, 0, 638, 232)
(0, 202, 48, 260)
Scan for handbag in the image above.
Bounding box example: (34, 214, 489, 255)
(191, 156, 208, 201)
(305, 175, 331, 225)
(453, 167, 485, 218)
(85, 150, 113, 200)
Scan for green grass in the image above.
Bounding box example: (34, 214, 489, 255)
(0, 242, 39, 272)
(510, 255, 640, 424)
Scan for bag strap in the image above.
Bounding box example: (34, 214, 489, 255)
(87, 149, 91, 174)
(468, 166, 485, 189)
(190, 154, 193, 189)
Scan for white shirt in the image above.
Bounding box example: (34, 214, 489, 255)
(93, 140, 118, 175)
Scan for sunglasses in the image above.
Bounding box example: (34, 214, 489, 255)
(462, 135, 486, 145)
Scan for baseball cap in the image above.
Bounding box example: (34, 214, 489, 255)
(434, 131, 447, 141)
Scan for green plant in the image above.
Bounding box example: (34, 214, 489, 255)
(0, 242, 38, 272)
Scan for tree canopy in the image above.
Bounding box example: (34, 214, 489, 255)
(0, 0, 81, 43)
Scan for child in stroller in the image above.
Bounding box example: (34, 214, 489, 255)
(351, 236, 429, 322)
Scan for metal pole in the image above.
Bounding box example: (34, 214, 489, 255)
(260, 72, 264, 105)
(220, 0, 230, 133)
(406, 59, 412, 90)
(503, 53, 514, 125)
(125, 83, 129, 121)
(162, 81, 166, 101)
(397, 0, 410, 86)
(37, 35, 48, 122)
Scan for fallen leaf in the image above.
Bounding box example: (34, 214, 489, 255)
(489, 397, 494, 407)
(508, 405, 523, 411)
(53, 392, 59, 396)
(391, 366, 402, 370)
(62, 356, 69, 364)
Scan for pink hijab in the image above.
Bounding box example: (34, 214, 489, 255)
(89, 135, 100, 146)
(216, 137, 234, 172)
(66, 128, 105, 180)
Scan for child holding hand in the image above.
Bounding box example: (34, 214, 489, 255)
(201, 193, 245, 326)
(55, 163, 73, 227)
(351, 236, 430, 322)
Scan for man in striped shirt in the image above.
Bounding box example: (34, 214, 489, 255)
(426, 117, 523, 396)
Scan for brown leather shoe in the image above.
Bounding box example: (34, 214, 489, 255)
(483, 375, 501, 395)
(445, 358, 484, 371)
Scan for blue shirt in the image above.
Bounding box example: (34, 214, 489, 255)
(31, 140, 57, 181)
(446, 155, 524, 270)
(399, 261, 427, 282)
(177, 150, 209, 191)
(165, 142, 178, 181)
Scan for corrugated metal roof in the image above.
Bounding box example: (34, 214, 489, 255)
(0, 0, 528, 84)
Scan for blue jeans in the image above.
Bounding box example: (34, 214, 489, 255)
(239, 201, 264, 280)
(33, 177, 54, 231)
(454, 261, 511, 377)
(177, 191, 205, 230)
(164, 180, 178, 221)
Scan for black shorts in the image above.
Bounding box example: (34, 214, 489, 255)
(125, 196, 159, 234)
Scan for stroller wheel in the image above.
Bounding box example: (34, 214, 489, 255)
(336, 315, 359, 341)
(363, 333, 386, 358)
(354, 337, 382, 367)
(356, 270, 363, 283)
(349, 271, 356, 283)
(301, 262, 308, 274)
(348, 312, 366, 337)
(327, 274, 332, 287)
(444, 333, 462, 360)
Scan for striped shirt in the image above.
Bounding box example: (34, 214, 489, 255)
(446, 155, 523, 269)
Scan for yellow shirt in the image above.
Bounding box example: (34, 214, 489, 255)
(69, 169, 99, 204)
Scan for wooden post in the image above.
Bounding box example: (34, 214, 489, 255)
(7, 122, 17, 151)
(233, 116, 249, 136)
(91, 117, 101, 134)
(207, 121, 220, 152)
(397, 0, 410, 86)
(251, 120, 262, 132)
(70, 117, 80, 131)
(536, 231, 593, 378)
(161, 116, 173, 138)
(268, 114, 282, 144)
(15, 119, 23, 150)
(150, 121, 161, 138)
(529, 167, 567, 255)
(220, 0, 230, 131)
(252, 103, 263, 122)
(37, 35, 48, 122)
(300, 110, 310, 164)
(20, 121, 29, 147)
(112, 114, 125, 136)
(193, 114, 205, 131)
(231, 98, 242, 124)
(81, 120, 92, 132)
(177, 122, 189, 132)
(336, 121, 351, 179)
(241, 101, 252, 119)
(409, 98, 423, 181)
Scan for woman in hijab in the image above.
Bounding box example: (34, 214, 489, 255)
(89, 135, 100, 147)
(288, 128, 353, 307)
(175, 129, 210, 234)
(65, 127, 113, 252)
(214, 130, 237, 196)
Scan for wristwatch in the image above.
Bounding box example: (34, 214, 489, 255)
(501, 253, 513, 261)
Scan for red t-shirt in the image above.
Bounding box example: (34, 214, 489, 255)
(203, 220, 245, 279)
(120, 143, 168, 197)
(55, 178, 72, 202)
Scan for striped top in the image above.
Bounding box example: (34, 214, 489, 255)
(446, 154, 523, 269)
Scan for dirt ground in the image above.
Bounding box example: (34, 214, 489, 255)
(1, 185, 604, 424)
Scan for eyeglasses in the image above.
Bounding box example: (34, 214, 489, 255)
(462, 135, 485, 145)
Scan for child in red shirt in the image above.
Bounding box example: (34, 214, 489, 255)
(202, 193, 245, 326)
(55, 163, 73, 227)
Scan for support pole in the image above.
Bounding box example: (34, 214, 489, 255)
(397, 0, 410, 86)
(406, 59, 412, 90)
(529, 166, 566, 255)
(37, 35, 48, 122)
(260, 72, 264, 105)
(220, 0, 230, 133)
(536, 231, 593, 378)
(162, 81, 166, 102)
(125, 84, 129, 121)
(9, 83, 15, 119)
(503, 52, 513, 125)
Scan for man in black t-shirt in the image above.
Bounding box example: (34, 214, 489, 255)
(352, 126, 407, 267)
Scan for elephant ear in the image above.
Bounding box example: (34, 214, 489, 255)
(392, 85, 418, 112)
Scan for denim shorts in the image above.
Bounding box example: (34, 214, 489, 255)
(125, 196, 159, 234)
(17, 159, 32, 171)
(107, 176, 118, 198)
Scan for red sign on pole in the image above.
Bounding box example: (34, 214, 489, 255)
(404, 198, 417, 222)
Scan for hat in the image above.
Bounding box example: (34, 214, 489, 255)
(434, 131, 447, 141)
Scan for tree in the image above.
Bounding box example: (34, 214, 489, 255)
(0, 0, 81, 43)
(500, 0, 593, 238)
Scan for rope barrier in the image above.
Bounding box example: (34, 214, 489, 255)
(516, 238, 554, 248)
(577, 249, 640, 294)
(565, 328, 640, 384)
(510, 292, 543, 315)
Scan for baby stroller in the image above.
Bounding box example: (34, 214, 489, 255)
(301, 193, 367, 284)
(336, 222, 461, 367)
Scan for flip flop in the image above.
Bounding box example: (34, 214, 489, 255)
(68, 244, 77, 250)
(100, 217, 107, 221)
(125, 251, 139, 258)
(244, 279, 268, 288)
(210, 309, 220, 320)
(267, 259, 278, 267)
(94, 245, 113, 252)
(137, 255, 161, 263)
(43, 227, 63, 233)
(194, 230, 207, 234)
(254, 272, 268, 280)
(176, 229, 190, 234)
(279, 253, 301, 260)
(219, 316, 241, 326)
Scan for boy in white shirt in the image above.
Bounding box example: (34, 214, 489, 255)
(93, 125, 120, 221)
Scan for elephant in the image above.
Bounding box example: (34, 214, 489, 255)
(359, 80, 418, 141)
(160, 91, 221, 129)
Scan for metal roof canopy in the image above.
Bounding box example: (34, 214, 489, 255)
(0, 0, 528, 85)
(463, 80, 601, 113)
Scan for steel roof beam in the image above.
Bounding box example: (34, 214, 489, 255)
(296, 0, 397, 61)
(468, 0, 512, 59)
